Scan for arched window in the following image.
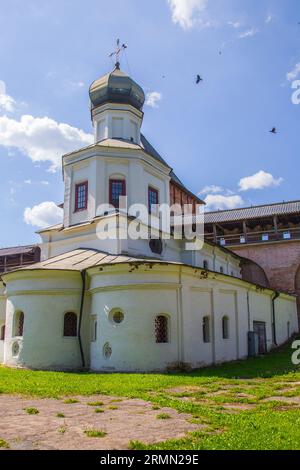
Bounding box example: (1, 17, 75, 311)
(220, 266, 224, 274)
(0, 325, 5, 341)
(203, 316, 210, 343)
(63, 312, 78, 337)
(155, 315, 169, 343)
(14, 312, 24, 337)
(203, 260, 209, 270)
(222, 316, 229, 340)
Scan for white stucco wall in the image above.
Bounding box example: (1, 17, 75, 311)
(275, 296, 298, 345)
(1, 263, 297, 372)
(61, 144, 171, 232)
(0, 281, 6, 362)
(3, 272, 84, 370)
(87, 264, 298, 372)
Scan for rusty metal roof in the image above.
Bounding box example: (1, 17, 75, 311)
(204, 200, 300, 224)
(6, 248, 175, 272)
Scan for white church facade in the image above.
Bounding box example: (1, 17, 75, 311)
(0, 62, 298, 372)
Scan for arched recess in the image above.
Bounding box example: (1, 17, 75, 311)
(241, 259, 270, 288)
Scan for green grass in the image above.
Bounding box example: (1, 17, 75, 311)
(0, 438, 10, 449)
(108, 405, 118, 410)
(24, 407, 39, 415)
(1, 340, 300, 450)
(84, 430, 107, 438)
(87, 401, 104, 407)
(156, 413, 172, 420)
(56, 413, 65, 418)
(94, 408, 105, 413)
(63, 399, 79, 404)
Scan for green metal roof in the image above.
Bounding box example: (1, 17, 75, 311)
(89, 66, 145, 111)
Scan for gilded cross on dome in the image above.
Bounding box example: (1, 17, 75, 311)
(108, 39, 128, 69)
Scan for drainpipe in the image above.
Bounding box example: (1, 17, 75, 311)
(78, 270, 86, 368)
(247, 291, 251, 331)
(272, 291, 279, 346)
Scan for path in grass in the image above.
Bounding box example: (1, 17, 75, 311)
(0, 341, 300, 450)
(0, 395, 203, 450)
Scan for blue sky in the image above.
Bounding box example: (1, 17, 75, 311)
(0, 0, 299, 247)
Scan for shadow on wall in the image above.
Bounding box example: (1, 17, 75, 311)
(240, 258, 270, 289)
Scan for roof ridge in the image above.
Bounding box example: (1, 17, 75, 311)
(205, 199, 300, 215)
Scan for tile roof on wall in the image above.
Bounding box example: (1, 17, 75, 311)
(204, 201, 300, 224)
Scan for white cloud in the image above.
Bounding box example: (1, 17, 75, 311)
(228, 21, 241, 29)
(0, 114, 93, 171)
(41, 180, 50, 186)
(204, 194, 244, 211)
(24, 201, 63, 229)
(145, 91, 162, 108)
(0, 80, 16, 113)
(167, 0, 207, 29)
(239, 28, 258, 39)
(239, 170, 283, 191)
(68, 80, 85, 89)
(199, 185, 223, 195)
(24, 179, 32, 185)
(287, 63, 300, 82)
(265, 14, 274, 24)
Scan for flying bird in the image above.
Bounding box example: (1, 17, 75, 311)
(122, 43, 128, 49)
(270, 127, 277, 134)
(196, 75, 203, 84)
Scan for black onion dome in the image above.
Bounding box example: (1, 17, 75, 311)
(89, 65, 145, 111)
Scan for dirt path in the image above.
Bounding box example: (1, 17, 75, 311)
(0, 395, 203, 450)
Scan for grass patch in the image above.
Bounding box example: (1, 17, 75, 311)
(87, 401, 104, 407)
(0, 438, 10, 449)
(59, 427, 66, 434)
(64, 399, 79, 404)
(95, 408, 105, 413)
(156, 413, 172, 420)
(56, 413, 65, 418)
(84, 429, 107, 438)
(108, 405, 118, 410)
(24, 407, 39, 415)
(1, 340, 300, 449)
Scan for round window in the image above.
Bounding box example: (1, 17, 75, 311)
(12, 342, 20, 358)
(103, 342, 112, 360)
(112, 311, 124, 324)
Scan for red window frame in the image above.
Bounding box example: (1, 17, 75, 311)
(109, 179, 126, 209)
(75, 181, 88, 212)
(148, 186, 159, 214)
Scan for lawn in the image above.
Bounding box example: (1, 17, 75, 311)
(0, 340, 300, 450)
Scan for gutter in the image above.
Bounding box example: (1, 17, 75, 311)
(272, 291, 280, 346)
(78, 270, 87, 368)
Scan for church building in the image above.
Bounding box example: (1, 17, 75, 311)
(0, 60, 298, 372)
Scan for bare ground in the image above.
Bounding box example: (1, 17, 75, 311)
(0, 395, 204, 450)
